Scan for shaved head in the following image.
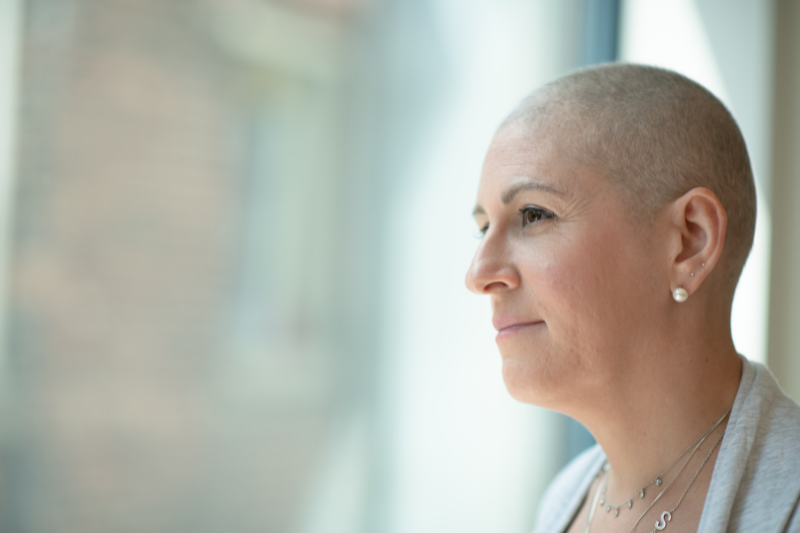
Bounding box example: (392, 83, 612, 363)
(503, 63, 756, 294)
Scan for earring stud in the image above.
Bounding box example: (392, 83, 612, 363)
(673, 288, 689, 302)
(690, 272, 695, 276)
(701, 262, 706, 267)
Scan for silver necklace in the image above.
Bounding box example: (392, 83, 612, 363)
(598, 410, 725, 517)
(630, 429, 725, 533)
(583, 409, 730, 533)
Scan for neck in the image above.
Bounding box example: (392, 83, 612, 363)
(567, 325, 742, 497)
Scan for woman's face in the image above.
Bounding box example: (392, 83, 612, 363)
(466, 124, 663, 409)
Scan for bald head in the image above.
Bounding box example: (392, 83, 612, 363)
(503, 64, 756, 294)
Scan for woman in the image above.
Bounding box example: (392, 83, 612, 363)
(465, 64, 800, 533)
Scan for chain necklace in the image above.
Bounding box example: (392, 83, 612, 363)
(598, 410, 726, 517)
(630, 429, 725, 533)
(583, 409, 730, 533)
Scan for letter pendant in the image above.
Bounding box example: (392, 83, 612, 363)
(655, 511, 672, 530)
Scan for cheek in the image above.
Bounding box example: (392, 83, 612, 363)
(499, 219, 656, 405)
(522, 224, 644, 355)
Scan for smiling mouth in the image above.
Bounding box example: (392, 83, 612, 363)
(495, 321, 544, 342)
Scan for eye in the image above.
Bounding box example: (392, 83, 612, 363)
(475, 223, 489, 239)
(520, 206, 554, 227)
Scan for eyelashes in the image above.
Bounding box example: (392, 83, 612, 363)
(475, 205, 555, 238)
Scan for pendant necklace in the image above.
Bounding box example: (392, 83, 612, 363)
(629, 428, 726, 533)
(582, 408, 730, 533)
(598, 409, 727, 517)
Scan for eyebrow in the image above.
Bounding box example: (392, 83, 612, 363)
(472, 179, 566, 217)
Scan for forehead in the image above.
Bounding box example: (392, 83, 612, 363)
(478, 124, 587, 203)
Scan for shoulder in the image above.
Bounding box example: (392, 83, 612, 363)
(736, 359, 800, 467)
(740, 361, 800, 512)
(748, 360, 800, 434)
(699, 357, 800, 533)
(532, 444, 606, 533)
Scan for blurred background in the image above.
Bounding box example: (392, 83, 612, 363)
(0, 0, 798, 532)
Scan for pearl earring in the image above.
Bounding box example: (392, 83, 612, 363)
(673, 288, 689, 302)
(701, 262, 706, 267)
(690, 272, 695, 276)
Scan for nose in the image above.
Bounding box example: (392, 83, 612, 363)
(465, 234, 521, 295)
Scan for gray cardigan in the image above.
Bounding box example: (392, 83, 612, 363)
(532, 357, 800, 533)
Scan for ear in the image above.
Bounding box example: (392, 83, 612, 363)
(666, 187, 727, 299)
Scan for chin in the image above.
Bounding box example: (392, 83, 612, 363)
(500, 356, 561, 408)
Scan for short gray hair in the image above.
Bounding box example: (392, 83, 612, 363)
(504, 63, 756, 292)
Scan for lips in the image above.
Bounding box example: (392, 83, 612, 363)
(492, 316, 544, 342)
(492, 315, 543, 332)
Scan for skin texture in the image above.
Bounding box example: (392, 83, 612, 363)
(466, 122, 742, 533)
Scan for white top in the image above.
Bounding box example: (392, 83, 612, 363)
(531, 356, 800, 533)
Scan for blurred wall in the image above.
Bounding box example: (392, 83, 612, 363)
(768, 0, 800, 403)
(1, 1, 370, 532)
(0, 0, 22, 377)
(4, 1, 243, 531)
